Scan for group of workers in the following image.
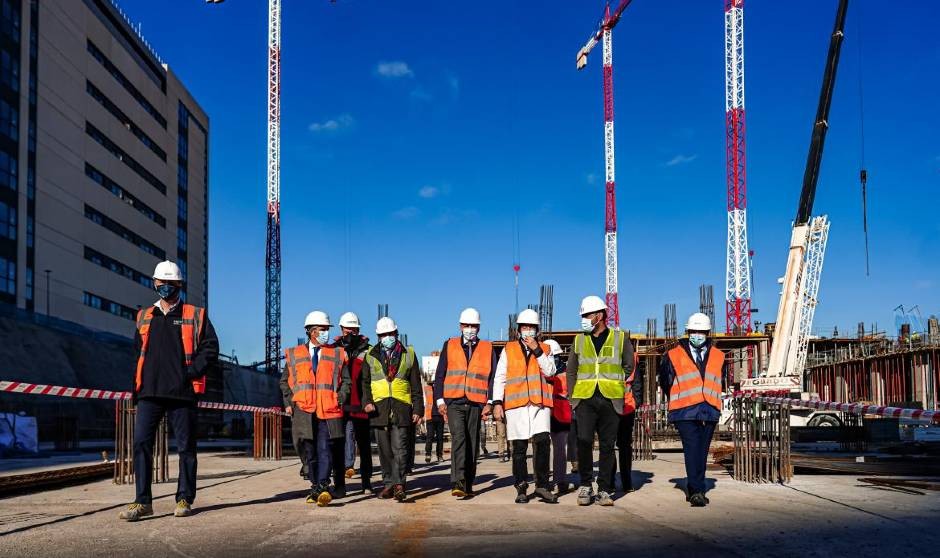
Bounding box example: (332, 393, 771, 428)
(119, 260, 727, 521)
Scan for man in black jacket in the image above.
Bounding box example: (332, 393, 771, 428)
(119, 261, 219, 522)
(361, 317, 424, 502)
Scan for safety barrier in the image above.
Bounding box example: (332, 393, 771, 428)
(1, 379, 285, 484)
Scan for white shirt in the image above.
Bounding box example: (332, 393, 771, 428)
(493, 342, 557, 441)
(153, 299, 180, 316)
(691, 344, 708, 366)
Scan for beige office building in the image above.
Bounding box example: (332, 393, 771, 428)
(0, 0, 208, 337)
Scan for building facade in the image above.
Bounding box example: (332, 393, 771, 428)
(0, 0, 208, 337)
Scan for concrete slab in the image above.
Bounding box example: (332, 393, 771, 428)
(0, 451, 937, 557)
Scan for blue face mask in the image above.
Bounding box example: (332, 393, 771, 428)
(689, 333, 707, 348)
(380, 335, 397, 350)
(316, 330, 330, 345)
(580, 317, 595, 332)
(155, 283, 179, 300)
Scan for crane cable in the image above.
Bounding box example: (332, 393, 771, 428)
(856, 4, 870, 277)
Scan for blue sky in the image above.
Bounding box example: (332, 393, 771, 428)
(119, 0, 939, 361)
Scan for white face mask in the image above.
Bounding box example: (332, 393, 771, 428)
(520, 328, 536, 339)
(462, 327, 478, 342)
(580, 317, 595, 332)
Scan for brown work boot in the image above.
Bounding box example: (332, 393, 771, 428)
(393, 484, 406, 502)
(379, 485, 394, 499)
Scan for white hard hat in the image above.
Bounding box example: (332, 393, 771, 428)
(304, 311, 331, 328)
(153, 260, 182, 281)
(516, 309, 540, 326)
(685, 312, 712, 331)
(544, 339, 563, 356)
(580, 295, 607, 316)
(339, 312, 360, 328)
(376, 316, 398, 335)
(459, 307, 481, 325)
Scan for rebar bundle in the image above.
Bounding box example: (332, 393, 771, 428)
(253, 411, 283, 461)
(732, 395, 791, 483)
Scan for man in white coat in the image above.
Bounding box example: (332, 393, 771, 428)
(493, 309, 558, 504)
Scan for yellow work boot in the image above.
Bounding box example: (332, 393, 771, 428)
(118, 503, 153, 521)
(316, 486, 333, 507)
(174, 500, 193, 517)
(345, 467, 355, 479)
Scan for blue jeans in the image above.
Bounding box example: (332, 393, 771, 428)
(674, 420, 717, 495)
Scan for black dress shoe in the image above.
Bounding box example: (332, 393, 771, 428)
(689, 493, 707, 507)
(515, 482, 529, 504)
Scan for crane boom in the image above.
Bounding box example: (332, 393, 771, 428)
(760, 0, 849, 389)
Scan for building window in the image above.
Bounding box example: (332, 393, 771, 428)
(83, 290, 136, 321)
(84, 204, 166, 260)
(86, 40, 167, 129)
(0, 149, 16, 190)
(25, 266, 32, 301)
(177, 226, 187, 252)
(0, 199, 14, 239)
(84, 163, 166, 228)
(0, 256, 14, 295)
(85, 122, 167, 195)
(0, 0, 20, 44)
(25, 214, 32, 247)
(84, 246, 154, 289)
(1, 49, 18, 92)
(0, 98, 17, 141)
(86, 81, 167, 161)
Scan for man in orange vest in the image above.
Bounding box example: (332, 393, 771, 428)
(657, 312, 727, 507)
(433, 307, 495, 498)
(493, 309, 558, 504)
(119, 261, 218, 522)
(615, 348, 643, 494)
(280, 310, 350, 506)
(545, 339, 573, 494)
(336, 311, 374, 494)
(423, 383, 444, 463)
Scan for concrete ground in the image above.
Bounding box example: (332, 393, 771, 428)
(0, 449, 938, 558)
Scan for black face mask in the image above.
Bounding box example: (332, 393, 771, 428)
(554, 356, 567, 374)
(342, 333, 360, 349)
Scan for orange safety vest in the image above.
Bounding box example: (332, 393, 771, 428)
(502, 341, 553, 410)
(285, 344, 348, 419)
(443, 338, 492, 404)
(135, 305, 206, 394)
(666, 345, 724, 412)
(424, 385, 434, 420)
(623, 350, 639, 414)
(548, 372, 571, 423)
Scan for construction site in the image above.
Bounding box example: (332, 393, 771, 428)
(0, 0, 938, 556)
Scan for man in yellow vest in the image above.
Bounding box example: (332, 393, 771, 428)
(565, 295, 634, 507)
(433, 308, 495, 498)
(658, 312, 727, 507)
(361, 317, 424, 502)
(492, 309, 558, 504)
(119, 261, 218, 521)
(279, 310, 350, 506)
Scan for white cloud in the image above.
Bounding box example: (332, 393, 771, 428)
(376, 61, 414, 78)
(392, 206, 419, 220)
(665, 154, 698, 167)
(418, 186, 439, 199)
(309, 113, 354, 133)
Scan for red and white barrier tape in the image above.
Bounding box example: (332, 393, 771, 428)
(0, 380, 284, 415)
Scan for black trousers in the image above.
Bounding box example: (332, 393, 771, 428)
(675, 420, 717, 495)
(615, 412, 636, 491)
(575, 391, 619, 493)
(345, 417, 373, 487)
(512, 432, 551, 489)
(447, 402, 482, 486)
(375, 425, 409, 487)
(425, 416, 445, 458)
(134, 398, 197, 505)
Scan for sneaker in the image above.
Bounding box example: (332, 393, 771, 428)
(596, 491, 614, 506)
(345, 467, 355, 479)
(174, 500, 193, 517)
(451, 481, 466, 498)
(118, 503, 153, 521)
(515, 482, 529, 504)
(576, 486, 594, 506)
(393, 484, 406, 502)
(689, 493, 707, 507)
(379, 486, 394, 499)
(534, 487, 558, 504)
(316, 486, 333, 507)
